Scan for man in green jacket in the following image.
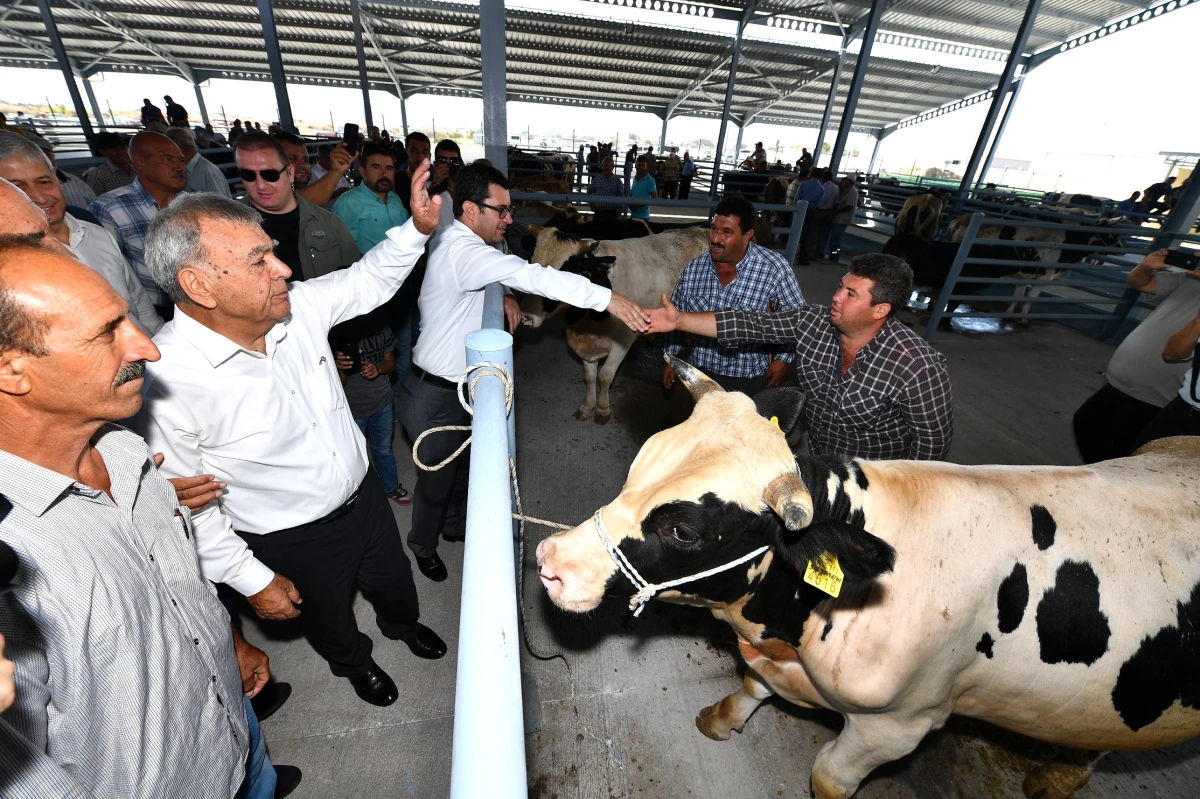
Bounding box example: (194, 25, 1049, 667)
(234, 132, 359, 281)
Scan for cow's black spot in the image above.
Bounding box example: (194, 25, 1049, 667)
(997, 562, 1029, 634)
(1111, 581, 1200, 731)
(1035, 560, 1110, 666)
(853, 466, 869, 491)
(821, 618, 833, 642)
(976, 632, 995, 659)
(1031, 505, 1056, 551)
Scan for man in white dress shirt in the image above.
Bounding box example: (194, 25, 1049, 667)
(0, 137, 163, 335)
(397, 161, 650, 581)
(134, 162, 446, 707)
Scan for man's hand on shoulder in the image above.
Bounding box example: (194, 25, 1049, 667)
(248, 572, 303, 620)
(408, 159, 442, 236)
(647, 293, 680, 334)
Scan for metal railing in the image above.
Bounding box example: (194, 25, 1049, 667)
(449, 284, 526, 798)
(922, 212, 1200, 341)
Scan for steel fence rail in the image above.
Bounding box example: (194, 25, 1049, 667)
(450, 283, 526, 798)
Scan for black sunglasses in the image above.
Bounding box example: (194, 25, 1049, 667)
(435, 155, 464, 166)
(237, 167, 286, 184)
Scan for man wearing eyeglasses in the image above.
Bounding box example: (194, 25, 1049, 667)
(234, 132, 360, 282)
(397, 161, 652, 582)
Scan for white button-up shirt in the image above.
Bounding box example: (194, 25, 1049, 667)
(185, 152, 233, 198)
(62, 213, 164, 336)
(414, 219, 612, 380)
(134, 221, 429, 596)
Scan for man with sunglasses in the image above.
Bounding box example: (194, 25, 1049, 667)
(234, 132, 360, 282)
(397, 162, 651, 582)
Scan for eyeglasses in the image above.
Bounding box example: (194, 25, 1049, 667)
(477, 201, 514, 219)
(237, 167, 286, 184)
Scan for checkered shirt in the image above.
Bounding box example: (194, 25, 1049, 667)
(89, 179, 170, 306)
(83, 160, 134, 196)
(589, 173, 626, 211)
(666, 243, 804, 379)
(716, 306, 954, 459)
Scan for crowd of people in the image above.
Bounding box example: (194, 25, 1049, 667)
(0, 103, 1196, 798)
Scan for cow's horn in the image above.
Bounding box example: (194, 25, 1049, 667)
(664, 354, 723, 400)
(763, 471, 814, 531)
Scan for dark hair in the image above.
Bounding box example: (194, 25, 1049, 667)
(94, 131, 126, 151)
(405, 131, 431, 148)
(434, 138, 461, 156)
(847, 253, 912, 317)
(453, 162, 508, 217)
(635, 155, 648, 164)
(713, 195, 756, 233)
(0, 236, 52, 356)
(317, 143, 332, 156)
(797, 168, 810, 180)
(232, 131, 287, 166)
(274, 132, 305, 148)
(360, 141, 393, 163)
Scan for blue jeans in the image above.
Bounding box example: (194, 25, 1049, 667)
(827, 223, 849, 262)
(236, 697, 276, 799)
(356, 404, 399, 493)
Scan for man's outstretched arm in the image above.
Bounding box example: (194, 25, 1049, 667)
(647, 293, 716, 338)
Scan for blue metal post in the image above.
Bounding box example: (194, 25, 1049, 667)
(979, 72, 1024, 186)
(959, 0, 1042, 196)
(450, 325, 525, 798)
(828, 0, 886, 175)
(351, 0, 374, 131)
(925, 212, 983, 338)
(33, 0, 95, 149)
(866, 134, 881, 175)
(710, 0, 757, 198)
(256, 0, 296, 133)
(193, 81, 211, 127)
(813, 50, 844, 169)
(480, 0, 509, 173)
(783, 200, 809, 265)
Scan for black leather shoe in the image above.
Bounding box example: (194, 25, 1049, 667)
(399, 623, 447, 660)
(273, 764, 302, 798)
(348, 661, 399, 706)
(250, 680, 291, 722)
(441, 529, 465, 543)
(414, 551, 447, 582)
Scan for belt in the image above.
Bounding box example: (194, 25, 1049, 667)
(410, 362, 456, 390)
(312, 490, 359, 525)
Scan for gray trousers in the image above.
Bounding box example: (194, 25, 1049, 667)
(396, 368, 470, 558)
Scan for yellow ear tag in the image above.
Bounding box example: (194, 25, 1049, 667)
(803, 551, 844, 598)
(770, 416, 785, 437)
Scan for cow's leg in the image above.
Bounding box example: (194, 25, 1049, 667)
(574, 360, 598, 421)
(810, 711, 944, 799)
(593, 334, 633, 425)
(1022, 749, 1108, 799)
(695, 668, 775, 741)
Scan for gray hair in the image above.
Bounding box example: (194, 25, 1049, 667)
(165, 126, 196, 153)
(0, 131, 52, 170)
(145, 194, 263, 304)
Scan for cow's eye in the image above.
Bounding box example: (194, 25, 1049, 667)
(669, 525, 699, 545)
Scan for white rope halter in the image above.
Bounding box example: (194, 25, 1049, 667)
(592, 509, 771, 617)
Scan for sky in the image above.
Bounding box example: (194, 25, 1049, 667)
(1, 0, 1196, 197)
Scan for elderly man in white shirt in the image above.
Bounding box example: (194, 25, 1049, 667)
(397, 161, 650, 582)
(0, 137, 163, 335)
(166, 126, 232, 198)
(133, 162, 447, 708)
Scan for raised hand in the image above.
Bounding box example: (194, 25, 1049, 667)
(409, 158, 443, 235)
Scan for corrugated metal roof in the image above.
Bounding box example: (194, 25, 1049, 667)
(0, 0, 1179, 133)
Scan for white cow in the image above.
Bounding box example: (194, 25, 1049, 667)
(518, 226, 709, 423)
(536, 360, 1200, 798)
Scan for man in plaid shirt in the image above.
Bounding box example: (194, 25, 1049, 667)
(651, 253, 953, 460)
(663, 195, 805, 395)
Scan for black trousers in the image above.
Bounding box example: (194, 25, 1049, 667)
(679, 175, 693, 200)
(396, 368, 470, 558)
(1130, 396, 1200, 454)
(237, 467, 420, 678)
(1072, 382, 1161, 464)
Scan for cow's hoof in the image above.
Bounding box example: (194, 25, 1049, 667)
(695, 705, 733, 741)
(594, 410, 611, 425)
(1022, 762, 1093, 799)
(573, 409, 592, 422)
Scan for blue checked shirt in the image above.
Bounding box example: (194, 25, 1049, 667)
(589, 173, 626, 212)
(665, 242, 804, 378)
(89, 179, 173, 306)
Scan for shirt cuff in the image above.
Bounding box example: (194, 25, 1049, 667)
(715, 308, 741, 348)
(386, 217, 432, 250)
(228, 557, 275, 597)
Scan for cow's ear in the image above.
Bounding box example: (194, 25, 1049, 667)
(564, 307, 586, 325)
(542, 297, 561, 314)
(753, 387, 805, 436)
(771, 520, 896, 585)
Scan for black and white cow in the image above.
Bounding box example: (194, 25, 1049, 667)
(537, 358, 1200, 799)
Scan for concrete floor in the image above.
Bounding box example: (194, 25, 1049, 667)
(241, 256, 1200, 798)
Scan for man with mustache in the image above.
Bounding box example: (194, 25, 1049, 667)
(332, 142, 409, 253)
(0, 238, 297, 797)
(88, 131, 189, 319)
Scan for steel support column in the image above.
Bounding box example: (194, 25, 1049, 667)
(351, 0, 374, 131)
(82, 76, 105, 131)
(33, 0, 95, 148)
(733, 122, 745, 167)
(480, 0, 507, 173)
(828, 0, 886, 175)
(399, 93, 409, 137)
(866, 134, 882, 175)
(813, 50, 844, 169)
(658, 115, 668, 152)
(193, 81, 211, 127)
(710, 0, 757, 198)
(979, 71, 1025, 186)
(959, 0, 1042, 196)
(256, 0, 295, 133)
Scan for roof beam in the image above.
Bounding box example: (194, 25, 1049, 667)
(383, 24, 477, 60)
(61, 0, 195, 82)
(968, 0, 1109, 27)
(666, 47, 731, 119)
(362, 9, 480, 66)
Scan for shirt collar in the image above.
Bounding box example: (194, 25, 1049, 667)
(170, 306, 287, 368)
(188, 152, 202, 168)
(64, 212, 86, 241)
(130, 178, 156, 205)
(0, 425, 149, 517)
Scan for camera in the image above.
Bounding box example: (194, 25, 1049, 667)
(1164, 249, 1200, 270)
(436, 155, 464, 179)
